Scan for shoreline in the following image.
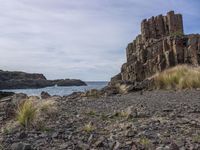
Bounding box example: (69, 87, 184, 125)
(0, 82, 108, 97)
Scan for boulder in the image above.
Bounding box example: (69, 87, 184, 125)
(41, 91, 51, 99)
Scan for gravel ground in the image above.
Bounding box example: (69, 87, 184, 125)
(2, 90, 200, 149)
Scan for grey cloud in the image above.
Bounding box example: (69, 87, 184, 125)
(0, 0, 199, 80)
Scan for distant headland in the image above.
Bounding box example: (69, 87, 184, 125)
(0, 70, 86, 89)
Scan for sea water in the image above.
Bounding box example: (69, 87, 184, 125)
(1, 81, 108, 96)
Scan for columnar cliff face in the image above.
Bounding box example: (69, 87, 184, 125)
(110, 11, 200, 85)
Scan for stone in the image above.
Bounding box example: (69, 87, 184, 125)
(17, 132, 27, 139)
(11, 142, 32, 150)
(94, 136, 106, 147)
(41, 91, 51, 99)
(113, 141, 120, 150)
(109, 11, 200, 90)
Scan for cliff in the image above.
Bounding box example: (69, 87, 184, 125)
(110, 11, 200, 86)
(0, 70, 86, 89)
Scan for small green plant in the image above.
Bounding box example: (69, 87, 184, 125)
(2, 127, 10, 134)
(139, 137, 151, 148)
(16, 100, 37, 127)
(83, 122, 95, 132)
(37, 122, 53, 132)
(114, 109, 132, 119)
(192, 135, 200, 143)
(86, 110, 97, 116)
(101, 113, 109, 121)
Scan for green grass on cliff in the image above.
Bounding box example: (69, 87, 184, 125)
(154, 65, 200, 89)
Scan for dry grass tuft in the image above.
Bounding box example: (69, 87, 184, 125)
(16, 100, 37, 127)
(83, 122, 95, 132)
(37, 100, 58, 116)
(154, 65, 200, 90)
(117, 110, 131, 118)
(16, 98, 58, 128)
(139, 137, 151, 148)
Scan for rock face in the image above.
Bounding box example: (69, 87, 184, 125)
(110, 11, 200, 85)
(0, 70, 87, 89)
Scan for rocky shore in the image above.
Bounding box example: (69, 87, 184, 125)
(0, 70, 86, 89)
(1, 10, 200, 150)
(1, 90, 200, 149)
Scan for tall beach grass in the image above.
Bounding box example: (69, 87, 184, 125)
(154, 65, 200, 90)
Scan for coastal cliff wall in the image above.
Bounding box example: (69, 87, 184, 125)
(110, 11, 200, 85)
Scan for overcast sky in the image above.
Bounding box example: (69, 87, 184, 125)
(0, 0, 199, 81)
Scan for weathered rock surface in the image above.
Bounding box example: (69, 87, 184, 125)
(0, 70, 87, 89)
(110, 11, 200, 88)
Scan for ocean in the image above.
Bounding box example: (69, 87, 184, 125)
(1, 81, 108, 96)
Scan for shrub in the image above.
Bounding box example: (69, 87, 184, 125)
(16, 100, 37, 128)
(115, 110, 131, 118)
(83, 122, 95, 132)
(139, 137, 151, 148)
(154, 65, 200, 89)
(37, 100, 57, 117)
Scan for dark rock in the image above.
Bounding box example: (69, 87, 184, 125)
(17, 132, 27, 139)
(0, 70, 87, 89)
(41, 91, 51, 99)
(0, 91, 15, 99)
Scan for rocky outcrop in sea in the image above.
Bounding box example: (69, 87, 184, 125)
(0, 70, 87, 89)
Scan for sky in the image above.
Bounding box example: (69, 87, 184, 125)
(0, 0, 199, 81)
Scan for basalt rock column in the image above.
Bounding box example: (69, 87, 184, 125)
(110, 11, 200, 85)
